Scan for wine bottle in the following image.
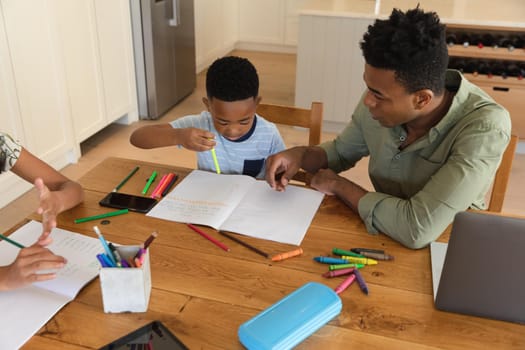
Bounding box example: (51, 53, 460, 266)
(492, 34, 505, 49)
(476, 60, 491, 76)
(490, 61, 506, 77)
(510, 35, 524, 49)
(449, 58, 466, 72)
(481, 33, 495, 47)
(464, 59, 477, 74)
(470, 33, 483, 48)
(506, 63, 521, 77)
(458, 33, 470, 47)
(446, 33, 457, 46)
(497, 36, 515, 51)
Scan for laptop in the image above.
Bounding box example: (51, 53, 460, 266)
(433, 211, 525, 324)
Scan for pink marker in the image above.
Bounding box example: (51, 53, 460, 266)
(334, 274, 356, 294)
(322, 268, 355, 278)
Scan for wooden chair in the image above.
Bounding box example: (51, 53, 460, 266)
(256, 102, 323, 146)
(256, 101, 323, 183)
(487, 134, 518, 212)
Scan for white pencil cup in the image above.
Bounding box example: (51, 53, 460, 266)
(99, 245, 151, 313)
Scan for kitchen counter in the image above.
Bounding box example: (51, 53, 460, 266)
(300, 0, 525, 28)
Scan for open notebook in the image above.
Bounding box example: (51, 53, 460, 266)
(147, 170, 324, 245)
(0, 221, 103, 349)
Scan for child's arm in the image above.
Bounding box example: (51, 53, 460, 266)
(130, 123, 216, 151)
(10, 148, 84, 243)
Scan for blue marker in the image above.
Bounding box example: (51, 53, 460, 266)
(96, 254, 110, 267)
(313, 256, 349, 264)
(93, 226, 116, 266)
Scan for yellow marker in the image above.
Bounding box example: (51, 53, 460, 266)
(341, 255, 378, 265)
(210, 148, 221, 174)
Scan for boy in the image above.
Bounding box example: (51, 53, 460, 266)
(130, 56, 285, 178)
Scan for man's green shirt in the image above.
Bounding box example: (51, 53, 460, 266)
(320, 70, 511, 249)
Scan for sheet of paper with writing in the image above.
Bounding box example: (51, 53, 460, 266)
(147, 170, 324, 245)
(0, 220, 103, 349)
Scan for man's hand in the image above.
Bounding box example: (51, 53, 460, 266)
(265, 148, 305, 191)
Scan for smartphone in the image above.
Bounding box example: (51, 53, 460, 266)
(98, 321, 189, 350)
(99, 192, 157, 213)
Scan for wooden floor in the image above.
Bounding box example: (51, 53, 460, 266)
(1, 50, 523, 233)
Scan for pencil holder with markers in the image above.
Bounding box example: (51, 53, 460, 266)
(99, 245, 152, 313)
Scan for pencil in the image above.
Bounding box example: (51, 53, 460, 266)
(113, 166, 139, 192)
(74, 208, 129, 224)
(210, 148, 221, 174)
(187, 224, 230, 252)
(142, 231, 158, 249)
(0, 233, 26, 249)
(219, 231, 269, 258)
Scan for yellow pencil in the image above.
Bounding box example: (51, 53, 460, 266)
(211, 148, 221, 174)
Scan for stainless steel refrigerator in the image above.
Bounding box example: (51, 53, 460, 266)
(130, 0, 196, 119)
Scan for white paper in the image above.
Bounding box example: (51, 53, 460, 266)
(147, 170, 324, 245)
(0, 221, 103, 349)
(430, 241, 448, 300)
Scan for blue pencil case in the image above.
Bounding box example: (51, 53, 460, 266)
(238, 282, 342, 350)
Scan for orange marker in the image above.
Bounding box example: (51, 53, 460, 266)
(271, 247, 303, 262)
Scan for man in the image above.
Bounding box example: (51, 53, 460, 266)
(265, 7, 511, 249)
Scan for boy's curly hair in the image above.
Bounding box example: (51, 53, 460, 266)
(206, 56, 259, 101)
(360, 6, 448, 95)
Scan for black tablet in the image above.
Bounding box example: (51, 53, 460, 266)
(98, 321, 189, 350)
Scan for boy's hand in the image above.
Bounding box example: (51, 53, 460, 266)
(180, 128, 217, 151)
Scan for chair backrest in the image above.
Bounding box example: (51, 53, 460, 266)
(488, 134, 518, 212)
(256, 102, 323, 146)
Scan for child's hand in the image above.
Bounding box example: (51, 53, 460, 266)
(180, 128, 217, 151)
(1, 244, 66, 290)
(34, 178, 62, 243)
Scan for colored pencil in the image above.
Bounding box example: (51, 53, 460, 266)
(113, 166, 139, 192)
(219, 231, 269, 258)
(187, 224, 230, 252)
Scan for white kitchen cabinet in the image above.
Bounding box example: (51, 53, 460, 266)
(0, 0, 137, 208)
(295, 14, 372, 131)
(239, 0, 283, 45)
(237, 0, 309, 52)
(194, 0, 239, 72)
(51, 0, 137, 143)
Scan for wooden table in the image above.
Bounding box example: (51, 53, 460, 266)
(13, 157, 524, 349)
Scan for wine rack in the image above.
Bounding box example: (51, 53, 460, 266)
(446, 24, 525, 138)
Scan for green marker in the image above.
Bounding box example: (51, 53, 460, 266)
(74, 209, 129, 224)
(142, 170, 157, 194)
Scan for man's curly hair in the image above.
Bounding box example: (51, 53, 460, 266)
(360, 6, 448, 95)
(206, 56, 259, 101)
